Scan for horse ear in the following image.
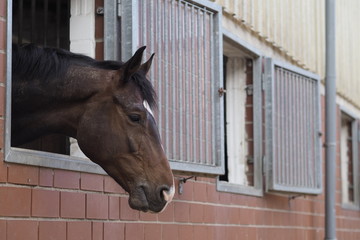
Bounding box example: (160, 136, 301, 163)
(122, 46, 147, 81)
(140, 53, 155, 74)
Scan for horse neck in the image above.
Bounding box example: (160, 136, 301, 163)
(11, 66, 117, 146)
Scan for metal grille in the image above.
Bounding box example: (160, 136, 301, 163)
(12, 0, 70, 155)
(120, 0, 224, 174)
(265, 58, 322, 194)
(13, 0, 70, 48)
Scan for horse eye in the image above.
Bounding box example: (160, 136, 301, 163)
(129, 114, 141, 123)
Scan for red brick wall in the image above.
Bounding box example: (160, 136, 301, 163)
(1, 1, 360, 240)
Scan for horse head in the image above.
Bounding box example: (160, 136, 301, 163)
(76, 47, 174, 212)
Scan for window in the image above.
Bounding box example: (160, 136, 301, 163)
(12, 0, 70, 155)
(264, 58, 322, 194)
(340, 111, 359, 208)
(217, 30, 263, 196)
(118, 0, 224, 175)
(5, 0, 105, 174)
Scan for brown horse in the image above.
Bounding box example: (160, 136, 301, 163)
(11, 44, 174, 212)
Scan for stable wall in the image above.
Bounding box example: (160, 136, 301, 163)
(0, 1, 360, 240)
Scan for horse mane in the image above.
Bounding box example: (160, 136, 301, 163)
(12, 44, 157, 108)
(12, 44, 122, 81)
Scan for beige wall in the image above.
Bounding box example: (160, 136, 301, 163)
(214, 0, 360, 108)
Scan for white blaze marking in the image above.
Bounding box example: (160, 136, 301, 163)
(143, 100, 165, 151)
(143, 100, 154, 117)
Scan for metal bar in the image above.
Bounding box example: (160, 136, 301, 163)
(31, 0, 36, 42)
(191, 5, 197, 163)
(352, 120, 359, 206)
(325, 0, 337, 238)
(253, 56, 263, 191)
(18, 0, 23, 44)
(184, 2, 191, 162)
(301, 77, 306, 187)
(310, 79, 316, 187)
(171, 0, 177, 160)
(56, 0, 61, 48)
(43, 0, 48, 46)
(274, 68, 278, 183)
(178, 1, 184, 162)
(104, 0, 120, 60)
(203, 10, 209, 165)
(197, 8, 203, 164)
(278, 68, 284, 184)
(149, 1, 154, 64)
(265, 58, 274, 190)
(279, 68, 285, 186)
(210, 12, 216, 165)
(307, 79, 312, 187)
(285, 70, 290, 186)
(5, 0, 13, 160)
(156, 0, 163, 149)
(163, 0, 170, 157)
(296, 74, 301, 187)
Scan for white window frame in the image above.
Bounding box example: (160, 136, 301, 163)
(217, 29, 263, 196)
(5, 0, 106, 175)
(117, 0, 225, 175)
(340, 108, 360, 210)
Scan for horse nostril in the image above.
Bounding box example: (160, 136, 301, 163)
(159, 185, 175, 202)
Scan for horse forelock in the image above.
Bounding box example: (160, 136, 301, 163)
(131, 72, 157, 110)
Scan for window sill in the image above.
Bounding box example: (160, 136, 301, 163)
(341, 202, 360, 211)
(5, 147, 107, 175)
(217, 178, 263, 197)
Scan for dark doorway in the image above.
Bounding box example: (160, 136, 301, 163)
(12, 0, 71, 154)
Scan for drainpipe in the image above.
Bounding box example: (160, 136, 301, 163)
(325, 0, 337, 240)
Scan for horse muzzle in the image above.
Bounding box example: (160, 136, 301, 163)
(128, 183, 175, 213)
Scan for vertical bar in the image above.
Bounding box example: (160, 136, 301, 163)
(210, 12, 216, 165)
(278, 68, 283, 184)
(56, 0, 61, 47)
(290, 71, 295, 187)
(274, 68, 278, 183)
(149, 1, 154, 63)
(277, 68, 283, 186)
(286, 71, 292, 186)
(294, 74, 299, 187)
(203, 10, 209, 165)
(197, 8, 203, 164)
(298, 75, 303, 187)
(156, 0, 163, 150)
(308, 79, 313, 188)
(171, 0, 177, 160)
(311, 79, 316, 187)
(163, 0, 170, 158)
(43, 0, 48, 46)
(120, 0, 138, 61)
(191, 5, 197, 163)
(301, 77, 306, 187)
(178, 1, 184, 162)
(5, 0, 13, 160)
(184, 2, 191, 162)
(104, 0, 120, 61)
(18, 0, 23, 44)
(265, 58, 274, 189)
(325, 0, 337, 234)
(139, 1, 143, 45)
(31, 0, 36, 42)
(352, 120, 359, 206)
